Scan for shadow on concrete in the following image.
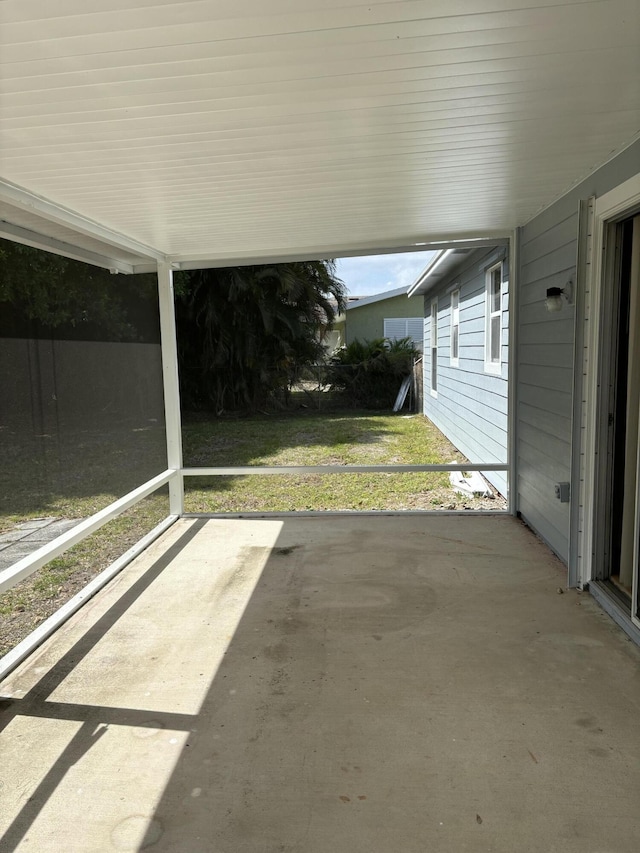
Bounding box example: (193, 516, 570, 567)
(3, 516, 638, 852)
(0, 520, 206, 852)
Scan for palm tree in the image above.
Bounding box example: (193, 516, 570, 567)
(176, 260, 346, 413)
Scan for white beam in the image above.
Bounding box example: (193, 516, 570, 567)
(507, 230, 518, 517)
(0, 179, 166, 263)
(169, 234, 511, 270)
(133, 263, 167, 275)
(158, 262, 184, 515)
(0, 221, 136, 274)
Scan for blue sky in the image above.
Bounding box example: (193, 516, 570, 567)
(335, 250, 436, 297)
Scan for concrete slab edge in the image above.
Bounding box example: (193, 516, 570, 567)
(182, 510, 509, 519)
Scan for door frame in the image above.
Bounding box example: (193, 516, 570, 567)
(578, 174, 640, 590)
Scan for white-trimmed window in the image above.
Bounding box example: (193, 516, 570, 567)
(450, 288, 460, 366)
(485, 262, 502, 374)
(384, 317, 423, 350)
(430, 298, 438, 396)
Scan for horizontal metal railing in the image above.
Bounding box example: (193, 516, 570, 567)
(183, 463, 508, 476)
(0, 469, 177, 595)
(0, 514, 178, 682)
(1, 462, 508, 598)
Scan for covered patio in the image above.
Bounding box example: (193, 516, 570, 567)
(1, 2, 640, 850)
(1, 514, 639, 852)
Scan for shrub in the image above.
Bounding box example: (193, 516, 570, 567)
(328, 337, 419, 409)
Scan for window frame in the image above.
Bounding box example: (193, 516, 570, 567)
(450, 287, 460, 367)
(484, 262, 503, 375)
(430, 298, 438, 397)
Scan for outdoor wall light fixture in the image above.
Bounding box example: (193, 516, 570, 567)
(545, 280, 573, 312)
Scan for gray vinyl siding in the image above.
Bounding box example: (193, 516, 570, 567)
(516, 137, 640, 564)
(423, 248, 509, 497)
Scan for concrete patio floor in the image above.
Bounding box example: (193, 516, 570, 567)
(0, 514, 639, 852)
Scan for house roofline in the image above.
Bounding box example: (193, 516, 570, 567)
(407, 249, 455, 297)
(345, 285, 415, 310)
(407, 242, 509, 297)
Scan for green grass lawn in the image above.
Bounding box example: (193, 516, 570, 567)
(0, 421, 169, 656)
(1, 409, 489, 530)
(182, 410, 477, 513)
(0, 409, 503, 656)
(0, 421, 168, 534)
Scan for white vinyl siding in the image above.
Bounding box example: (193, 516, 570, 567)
(384, 317, 423, 349)
(485, 262, 503, 374)
(450, 288, 460, 366)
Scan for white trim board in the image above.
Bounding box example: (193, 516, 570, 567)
(579, 173, 640, 588)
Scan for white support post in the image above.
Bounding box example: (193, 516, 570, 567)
(507, 229, 519, 516)
(158, 262, 184, 515)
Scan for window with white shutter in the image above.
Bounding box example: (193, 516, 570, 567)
(384, 317, 423, 349)
(406, 318, 423, 349)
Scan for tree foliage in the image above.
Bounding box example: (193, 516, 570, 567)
(0, 238, 346, 412)
(175, 261, 346, 413)
(0, 239, 159, 341)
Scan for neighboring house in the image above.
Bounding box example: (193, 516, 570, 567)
(408, 247, 509, 497)
(344, 287, 424, 349)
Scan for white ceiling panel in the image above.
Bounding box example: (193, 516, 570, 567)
(0, 0, 639, 269)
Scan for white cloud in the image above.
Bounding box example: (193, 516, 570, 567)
(336, 250, 436, 296)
